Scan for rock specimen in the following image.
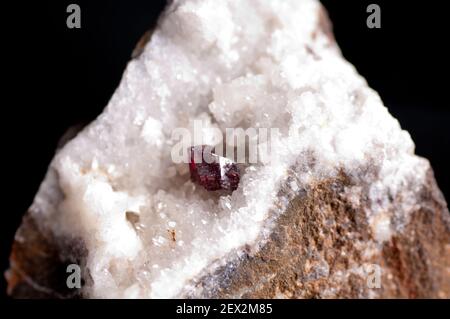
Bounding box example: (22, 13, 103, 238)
(6, 0, 450, 298)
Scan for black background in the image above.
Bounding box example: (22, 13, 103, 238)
(2, 0, 449, 299)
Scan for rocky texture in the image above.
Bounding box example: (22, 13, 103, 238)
(6, 214, 85, 298)
(188, 169, 450, 298)
(6, 0, 450, 298)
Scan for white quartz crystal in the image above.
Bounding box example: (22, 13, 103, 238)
(30, 0, 429, 298)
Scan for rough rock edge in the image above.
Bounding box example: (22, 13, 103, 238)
(186, 167, 450, 298)
(6, 213, 88, 298)
(5, 127, 90, 298)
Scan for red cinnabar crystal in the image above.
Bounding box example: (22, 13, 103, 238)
(189, 145, 240, 191)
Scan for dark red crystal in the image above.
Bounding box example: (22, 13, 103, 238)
(189, 145, 240, 191)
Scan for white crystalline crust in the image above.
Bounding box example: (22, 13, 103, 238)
(30, 0, 429, 298)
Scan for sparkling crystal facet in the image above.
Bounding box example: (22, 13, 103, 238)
(189, 145, 240, 191)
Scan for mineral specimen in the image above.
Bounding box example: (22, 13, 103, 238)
(6, 0, 450, 298)
(189, 145, 240, 191)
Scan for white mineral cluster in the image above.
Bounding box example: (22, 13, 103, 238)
(30, 0, 429, 298)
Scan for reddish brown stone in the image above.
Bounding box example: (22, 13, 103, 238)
(187, 169, 450, 298)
